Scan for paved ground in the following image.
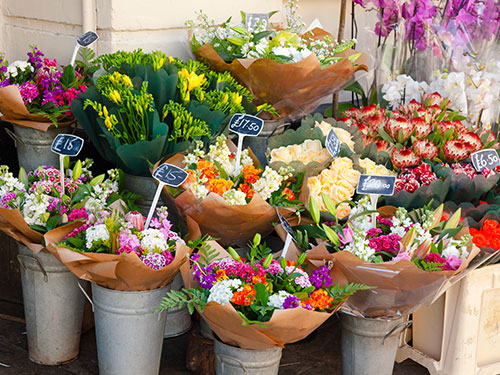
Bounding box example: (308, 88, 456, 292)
(0, 306, 429, 375)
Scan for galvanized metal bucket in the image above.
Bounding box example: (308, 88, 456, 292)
(200, 317, 215, 340)
(17, 245, 85, 365)
(214, 338, 282, 375)
(123, 173, 161, 216)
(7, 124, 72, 171)
(92, 283, 169, 375)
(340, 312, 410, 375)
(164, 273, 192, 338)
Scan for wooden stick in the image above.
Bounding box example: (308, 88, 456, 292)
(332, 0, 348, 118)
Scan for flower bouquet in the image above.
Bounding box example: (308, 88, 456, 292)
(187, 1, 368, 120)
(72, 51, 274, 176)
(162, 135, 301, 246)
(158, 232, 370, 350)
(286, 195, 481, 318)
(0, 46, 86, 129)
(0, 161, 126, 254)
(44, 206, 188, 290)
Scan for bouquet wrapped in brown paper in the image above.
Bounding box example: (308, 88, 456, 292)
(276, 196, 486, 318)
(193, 37, 368, 121)
(44, 206, 189, 291)
(158, 218, 371, 349)
(160, 135, 301, 247)
(0, 46, 86, 129)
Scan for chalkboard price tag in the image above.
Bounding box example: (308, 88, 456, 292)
(356, 175, 396, 196)
(471, 149, 500, 172)
(326, 129, 341, 158)
(77, 31, 99, 47)
(245, 13, 269, 31)
(277, 210, 295, 242)
(229, 114, 264, 137)
(51, 134, 84, 157)
(153, 163, 188, 187)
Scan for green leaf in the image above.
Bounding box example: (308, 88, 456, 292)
(18, 167, 28, 188)
(231, 26, 250, 36)
(322, 223, 340, 246)
(321, 193, 337, 217)
(343, 81, 367, 103)
(46, 215, 61, 231)
(253, 30, 274, 43)
(227, 36, 246, 46)
(89, 174, 105, 187)
(73, 160, 82, 181)
(254, 283, 269, 306)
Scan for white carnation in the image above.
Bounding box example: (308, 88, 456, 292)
(85, 224, 110, 249)
(140, 229, 168, 252)
(207, 279, 242, 305)
(268, 291, 292, 309)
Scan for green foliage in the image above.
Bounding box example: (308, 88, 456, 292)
(326, 283, 375, 310)
(412, 259, 444, 272)
(189, 234, 220, 267)
(156, 288, 209, 314)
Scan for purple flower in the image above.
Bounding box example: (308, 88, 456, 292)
(1, 192, 17, 208)
(18, 81, 39, 105)
(68, 208, 88, 221)
(141, 252, 167, 270)
(310, 266, 333, 289)
(283, 295, 301, 309)
(118, 231, 141, 250)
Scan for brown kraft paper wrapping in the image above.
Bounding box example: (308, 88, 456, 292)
(193, 28, 369, 120)
(43, 222, 189, 291)
(160, 142, 295, 247)
(275, 220, 481, 319)
(0, 85, 75, 130)
(181, 218, 349, 350)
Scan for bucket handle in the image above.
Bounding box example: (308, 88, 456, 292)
(4, 127, 24, 147)
(78, 282, 94, 312)
(17, 254, 48, 282)
(382, 320, 412, 345)
(216, 354, 248, 374)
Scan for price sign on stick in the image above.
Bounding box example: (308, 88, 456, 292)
(70, 31, 99, 67)
(326, 129, 341, 158)
(245, 13, 269, 32)
(51, 134, 84, 197)
(145, 164, 188, 229)
(471, 149, 500, 172)
(356, 175, 396, 229)
(277, 209, 295, 259)
(229, 114, 264, 175)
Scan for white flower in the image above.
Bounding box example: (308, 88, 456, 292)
(252, 166, 283, 200)
(85, 224, 110, 249)
(140, 228, 168, 253)
(268, 291, 292, 309)
(22, 193, 51, 226)
(344, 230, 375, 261)
(208, 279, 242, 305)
(7, 60, 33, 78)
(222, 189, 247, 205)
(189, 182, 210, 200)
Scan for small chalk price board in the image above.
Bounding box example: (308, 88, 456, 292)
(77, 31, 99, 47)
(229, 114, 264, 137)
(153, 163, 188, 187)
(245, 13, 269, 31)
(51, 134, 84, 157)
(471, 149, 500, 172)
(356, 175, 396, 196)
(277, 210, 296, 242)
(326, 129, 341, 158)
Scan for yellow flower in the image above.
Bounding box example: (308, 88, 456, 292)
(122, 75, 133, 87)
(178, 69, 206, 92)
(104, 116, 113, 130)
(359, 158, 396, 176)
(232, 92, 242, 105)
(168, 56, 174, 63)
(109, 90, 122, 103)
(103, 106, 109, 117)
(314, 121, 355, 151)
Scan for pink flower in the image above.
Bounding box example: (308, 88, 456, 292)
(338, 227, 354, 245)
(444, 255, 461, 271)
(125, 211, 145, 231)
(393, 251, 411, 262)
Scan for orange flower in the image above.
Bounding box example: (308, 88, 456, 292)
(282, 187, 296, 201)
(252, 275, 267, 285)
(208, 178, 233, 196)
(243, 165, 262, 184)
(483, 219, 500, 231)
(184, 169, 196, 186)
(231, 284, 256, 306)
(216, 269, 228, 281)
(286, 260, 296, 267)
(239, 183, 255, 198)
(472, 233, 489, 248)
(302, 289, 333, 310)
(197, 160, 217, 180)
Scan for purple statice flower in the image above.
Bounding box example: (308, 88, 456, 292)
(310, 266, 333, 289)
(368, 233, 402, 254)
(27, 46, 44, 70)
(1, 192, 17, 208)
(18, 81, 39, 105)
(141, 252, 167, 270)
(283, 295, 301, 309)
(67, 208, 88, 221)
